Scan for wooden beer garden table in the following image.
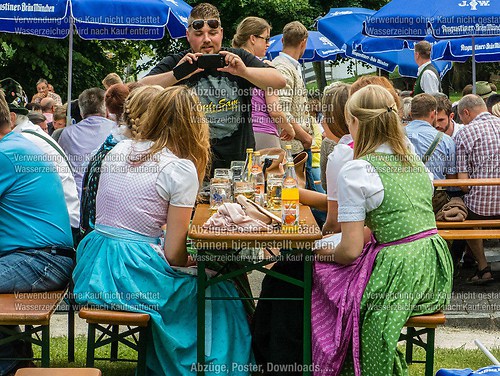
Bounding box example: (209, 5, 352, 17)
(188, 204, 322, 376)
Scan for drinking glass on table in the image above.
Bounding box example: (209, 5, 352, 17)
(230, 161, 245, 182)
(233, 181, 255, 202)
(213, 168, 232, 183)
(210, 178, 231, 210)
(267, 173, 283, 211)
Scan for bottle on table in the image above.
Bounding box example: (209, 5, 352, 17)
(285, 144, 293, 164)
(249, 151, 265, 206)
(234, 148, 255, 201)
(281, 161, 299, 232)
(242, 148, 253, 182)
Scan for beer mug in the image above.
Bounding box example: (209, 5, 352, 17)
(266, 176, 283, 211)
(233, 181, 255, 202)
(210, 178, 231, 210)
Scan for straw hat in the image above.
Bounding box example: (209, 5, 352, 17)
(475, 81, 495, 99)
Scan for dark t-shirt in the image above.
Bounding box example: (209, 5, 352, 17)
(147, 48, 267, 168)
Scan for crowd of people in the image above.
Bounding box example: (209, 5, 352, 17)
(0, 3, 499, 375)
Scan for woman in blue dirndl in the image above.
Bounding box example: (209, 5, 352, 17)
(73, 86, 253, 375)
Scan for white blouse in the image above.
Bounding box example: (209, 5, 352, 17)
(326, 134, 354, 201)
(130, 140, 199, 207)
(336, 143, 433, 223)
(327, 135, 419, 202)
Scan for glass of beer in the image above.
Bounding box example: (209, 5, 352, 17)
(233, 181, 255, 202)
(267, 176, 283, 211)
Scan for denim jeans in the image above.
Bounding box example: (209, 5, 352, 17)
(311, 166, 325, 194)
(304, 149, 317, 192)
(0, 250, 74, 375)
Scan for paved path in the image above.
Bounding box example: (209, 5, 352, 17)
(447, 239, 500, 329)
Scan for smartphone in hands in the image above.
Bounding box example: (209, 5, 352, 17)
(196, 54, 227, 69)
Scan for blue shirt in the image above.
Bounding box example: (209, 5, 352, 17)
(58, 116, 116, 198)
(405, 120, 456, 180)
(0, 132, 72, 252)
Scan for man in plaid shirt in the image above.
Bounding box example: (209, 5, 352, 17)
(455, 94, 500, 284)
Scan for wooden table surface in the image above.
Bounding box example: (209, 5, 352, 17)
(188, 204, 322, 250)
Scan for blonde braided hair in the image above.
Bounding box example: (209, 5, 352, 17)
(122, 85, 163, 139)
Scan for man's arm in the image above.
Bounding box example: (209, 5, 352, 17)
(454, 132, 470, 192)
(139, 52, 202, 88)
(273, 63, 312, 148)
(290, 119, 313, 148)
(218, 51, 285, 90)
(239, 67, 286, 90)
(140, 71, 178, 88)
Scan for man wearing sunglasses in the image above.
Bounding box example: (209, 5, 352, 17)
(142, 3, 285, 170)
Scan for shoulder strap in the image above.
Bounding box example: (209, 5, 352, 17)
(22, 130, 74, 173)
(422, 131, 443, 164)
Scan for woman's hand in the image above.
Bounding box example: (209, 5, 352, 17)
(314, 242, 336, 263)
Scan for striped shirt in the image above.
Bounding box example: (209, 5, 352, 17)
(455, 112, 500, 216)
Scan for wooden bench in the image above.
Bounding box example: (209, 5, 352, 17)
(436, 219, 500, 229)
(434, 179, 500, 240)
(16, 368, 102, 376)
(400, 312, 446, 376)
(79, 308, 150, 376)
(0, 290, 67, 367)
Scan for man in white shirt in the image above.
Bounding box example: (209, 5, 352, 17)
(413, 41, 441, 95)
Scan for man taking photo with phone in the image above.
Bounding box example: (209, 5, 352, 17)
(141, 3, 285, 170)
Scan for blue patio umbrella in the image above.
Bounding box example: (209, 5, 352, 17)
(362, 0, 500, 91)
(317, 7, 375, 49)
(0, 0, 190, 39)
(345, 33, 452, 77)
(317, 7, 451, 78)
(432, 37, 500, 63)
(358, 33, 500, 63)
(265, 31, 342, 62)
(362, 0, 500, 39)
(0, 0, 191, 118)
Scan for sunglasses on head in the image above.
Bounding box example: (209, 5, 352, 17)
(189, 19, 220, 30)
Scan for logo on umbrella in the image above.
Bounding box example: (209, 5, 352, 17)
(319, 36, 335, 46)
(458, 0, 490, 10)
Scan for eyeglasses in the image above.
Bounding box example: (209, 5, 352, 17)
(254, 35, 271, 43)
(189, 19, 220, 30)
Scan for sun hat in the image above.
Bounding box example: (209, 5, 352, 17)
(0, 78, 29, 115)
(475, 81, 495, 99)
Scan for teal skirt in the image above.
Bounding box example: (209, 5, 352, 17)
(73, 225, 253, 375)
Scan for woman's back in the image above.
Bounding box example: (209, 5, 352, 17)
(362, 153, 436, 243)
(96, 139, 198, 238)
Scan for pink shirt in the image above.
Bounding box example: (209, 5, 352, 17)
(251, 87, 279, 137)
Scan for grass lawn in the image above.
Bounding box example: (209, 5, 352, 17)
(32, 336, 500, 375)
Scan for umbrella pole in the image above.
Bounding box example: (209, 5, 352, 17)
(472, 36, 476, 94)
(474, 339, 500, 365)
(66, 16, 74, 125)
